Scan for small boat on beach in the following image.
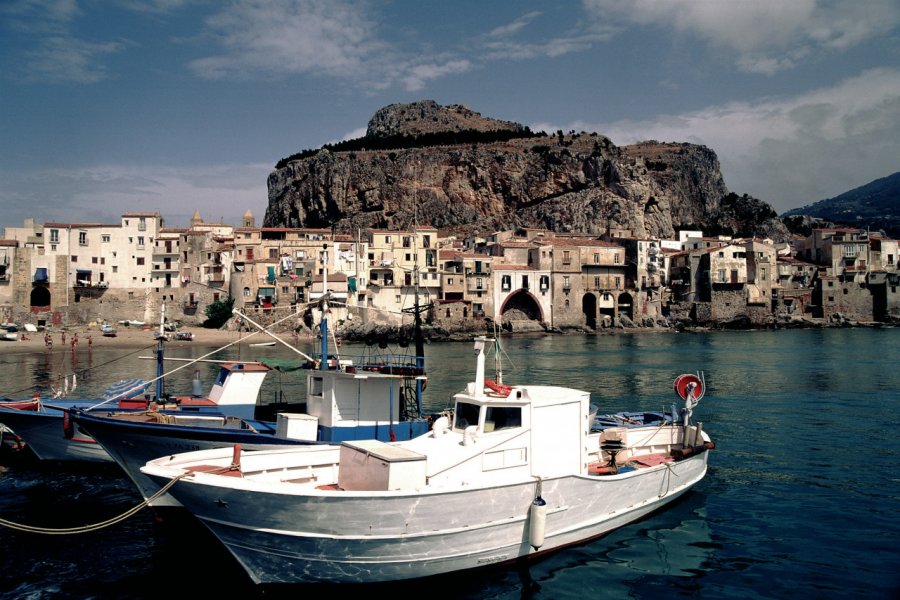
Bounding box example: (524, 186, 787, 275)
(141, 336, 714, 584)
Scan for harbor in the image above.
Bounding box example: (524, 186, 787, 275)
(1, 327, 898, 598)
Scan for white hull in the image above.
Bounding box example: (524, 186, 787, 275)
(141, 339, 713, 585)
(145, 446, 708, 583)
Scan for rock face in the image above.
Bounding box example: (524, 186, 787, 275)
(265, 101, 789, 241)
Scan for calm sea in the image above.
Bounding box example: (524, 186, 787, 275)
(1, 328, 898, 599)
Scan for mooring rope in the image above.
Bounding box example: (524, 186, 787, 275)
(0, 471, 194, 535)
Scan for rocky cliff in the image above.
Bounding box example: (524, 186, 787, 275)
(264, 100, 789, 241)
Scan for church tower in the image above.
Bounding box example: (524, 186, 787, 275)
(242, 209, 255, 228)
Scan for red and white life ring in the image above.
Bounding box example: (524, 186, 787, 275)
(484, 378, 512, 397)
(673, 373, 704, 401)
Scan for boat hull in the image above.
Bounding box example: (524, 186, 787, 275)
(0, 405, 111, 463)
(73, 413, 317, 508)
(145, 449, 709, 583)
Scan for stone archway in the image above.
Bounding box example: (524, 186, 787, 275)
(582, 293, 597, 329)
(30, 286, 51, 310)
(618, 292, 634, 321)
(598, 292, 615, 326)
(500, 290, 544, 329)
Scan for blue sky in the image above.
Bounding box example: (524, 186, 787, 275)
(2, 0, 899, 230)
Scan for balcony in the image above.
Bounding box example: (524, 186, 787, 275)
(152, 264, 179, 272)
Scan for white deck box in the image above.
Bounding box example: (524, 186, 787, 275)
(276, 413, 318, 441)
(338, 439, 426, 491)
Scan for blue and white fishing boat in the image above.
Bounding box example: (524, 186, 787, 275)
(70, 246, 431, 508)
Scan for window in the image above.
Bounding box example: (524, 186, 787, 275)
(718, 269, 726, 283)
(112, 266, 118, 273)
(501, 275, 511, 291)
(448, 277, 454, 286)
(92, 257, 98, 264)
(71, 256, 77, 262)
(137, 236, 145, 248)
(563, 275, 570, 288)
(385, 235, 392, 244)
(614, 254, 620, 264)
(565, 299, 570, 307)
(614, 276, 621, 288)
(476, 277, 483, 289)
(102, 234, 110, 243)
(50, 229, 59, 243)
(243, 287, 250, 297)
(454, 402, 481, 430)
(137, 257, 145, 266)
(79, 231, 87, 245)
(563, 250, 571, 264)
(594, 276, 600, 288)
(483, 406, 521, 432)
(593, 253, 599, 264)
(522, 275, 529, 289)
(403, 236, 411, 248)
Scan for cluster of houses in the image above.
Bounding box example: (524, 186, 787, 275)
(1, 209, 898, 333)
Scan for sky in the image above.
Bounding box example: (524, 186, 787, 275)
(2, 0, 899, 231)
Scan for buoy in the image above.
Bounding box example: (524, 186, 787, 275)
(529, 496, 547, 549)
(674, 373, 704, 401)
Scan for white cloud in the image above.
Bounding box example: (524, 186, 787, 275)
(553, 68, 900, 212)
(189, 0, 387, 80)
(582, 0, 900, 74)
(23, 36, 123, 83)
(0, 163, 271, 229)
(401, 59, 472, 92)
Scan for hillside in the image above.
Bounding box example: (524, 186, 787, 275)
(265, 101, 790, 241)
(782, 172, 900, 238)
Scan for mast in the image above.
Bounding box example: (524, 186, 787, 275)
(319, 243, 328, 370)
(156, 300, 166, 400)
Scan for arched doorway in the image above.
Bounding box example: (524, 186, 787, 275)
(598, 292, 615, 326)
(617, 292, 633, 321)
(30, 286, 51, 310)
(500, 290, 543, 327)
(582, 293, 597, 329)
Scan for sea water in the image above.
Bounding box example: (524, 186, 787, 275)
(1, 327, 898, 599)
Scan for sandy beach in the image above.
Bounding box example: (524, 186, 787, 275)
(0, 325, 283, 355)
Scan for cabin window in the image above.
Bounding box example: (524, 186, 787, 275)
(483, 406, 521, 432)
(454, 402, 481, 431)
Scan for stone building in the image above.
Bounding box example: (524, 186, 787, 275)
(364, 228, 438, 325)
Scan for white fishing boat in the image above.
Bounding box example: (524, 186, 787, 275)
(141, 336, 714, 584)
